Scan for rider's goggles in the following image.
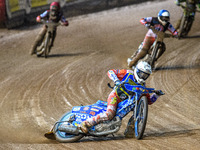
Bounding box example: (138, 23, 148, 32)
(136, 69, 150, 80)
(161, 16, 170, 22)
(50, 6, 58, 13)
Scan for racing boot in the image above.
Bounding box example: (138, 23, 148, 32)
(44, 131, 56, 140)
(128, 36, 153, 68)
(124, 116, 134, 138)
(128, 48, 148, 68)
(127, 42, 144, 68)
(127, 51, 138, 69)
(30, 42, 39, 55)
(80, 121, 92, 134)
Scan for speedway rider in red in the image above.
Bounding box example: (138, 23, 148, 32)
(30, 2, 69, 55)
(80, 61, 163, 137)
(127, 10, 178, 69)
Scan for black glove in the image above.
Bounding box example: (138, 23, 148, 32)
(155, 90, 165, 96)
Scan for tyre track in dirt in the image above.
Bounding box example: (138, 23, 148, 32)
(0, 0, 200, 149)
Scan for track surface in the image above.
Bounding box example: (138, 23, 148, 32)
(0, 0, 200, 149)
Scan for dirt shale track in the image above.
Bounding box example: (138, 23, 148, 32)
(0, 0, 200, 149)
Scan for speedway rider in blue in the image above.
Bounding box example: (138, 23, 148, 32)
(80, 61, 163, 137)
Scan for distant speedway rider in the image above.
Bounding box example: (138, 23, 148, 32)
(80, 61, 164, 138)
(127, 10, 178, 69)
(30, 2, 69, 55)
(174, 0, 200, 30)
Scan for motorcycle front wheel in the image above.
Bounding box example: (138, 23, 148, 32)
(179, 15, 194, 38)
(150, 42, 160, 69)
(184, 16, 194, 35)
(44, 33, 50, 58)
(134, 96, 148, 140)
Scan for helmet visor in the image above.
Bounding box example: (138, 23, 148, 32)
(161, 16, 170, 22)
(50, 7, 58, 16)
(136, 69, 150, 80)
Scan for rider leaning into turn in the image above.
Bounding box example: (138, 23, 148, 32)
(30, 2, 69, 55)
(127, 10, 178, 69)
(80, 61, 163, 138)
(174, 0, 200, 30)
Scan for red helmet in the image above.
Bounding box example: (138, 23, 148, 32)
(50, 2, 60, 11)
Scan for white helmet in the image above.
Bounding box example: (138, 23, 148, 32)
(158, 9, 170, 26)
(134, 61, 152, 84)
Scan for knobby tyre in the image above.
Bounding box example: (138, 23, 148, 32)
(179, 15, 186, 38)
(184, 16, 193, 35)
(54, 111, 84, 143)
(150, 43, 160, 69)
(134, 96, 148, 140)
(44, 33, 50, 58)
(178, 15, 193, 38)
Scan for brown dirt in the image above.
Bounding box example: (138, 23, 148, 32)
(0, 0, 200, 149)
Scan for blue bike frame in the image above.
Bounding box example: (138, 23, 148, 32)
(56, 84, 155, 133)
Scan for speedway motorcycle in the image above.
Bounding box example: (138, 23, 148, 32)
(44, 83, 164, 142)
(146, 26, 174, 69)
(178, 3, 200, 38)
(35, 20, 60, 58)
(128, 26, 174, 70)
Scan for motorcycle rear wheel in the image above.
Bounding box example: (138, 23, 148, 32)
(54, 111, 84, 143)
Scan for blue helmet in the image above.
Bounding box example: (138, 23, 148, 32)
(158, 9, 170, 26)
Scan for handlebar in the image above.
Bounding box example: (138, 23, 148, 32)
(107, 83, 114, 89)
(124, 84, 155, 94)
(108, 82, 164, 95)
(149, 26, 174, 38)
(40, 19, 61, 27)
(179, 4, 200, 13)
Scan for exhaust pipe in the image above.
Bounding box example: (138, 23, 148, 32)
(58, 123, 80, 135)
